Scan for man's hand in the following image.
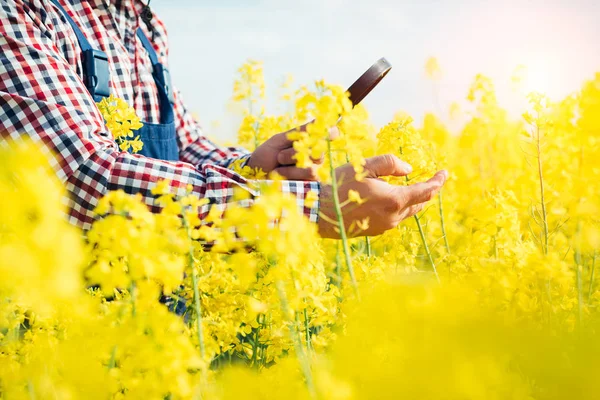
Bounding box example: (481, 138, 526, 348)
(318, 155, 448, 239)
(246, 123, 332, 180)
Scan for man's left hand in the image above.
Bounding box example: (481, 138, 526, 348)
(246, 123, 334, 180)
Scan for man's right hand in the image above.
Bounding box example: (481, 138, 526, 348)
(318, 155, 448, 239)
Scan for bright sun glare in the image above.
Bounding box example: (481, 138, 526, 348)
(515, 57, 562, 97)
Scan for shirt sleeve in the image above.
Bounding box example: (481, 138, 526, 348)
(0, 1, 320, 231)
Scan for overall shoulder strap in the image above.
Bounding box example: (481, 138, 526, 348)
(136, 28, 160, 66)
(49, 0, 110, 101)
(136, 28, 175, 106)
(50, 0, 92, 51)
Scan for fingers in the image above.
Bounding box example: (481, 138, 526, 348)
(272, 165, 318, 181)
(364, 154, 413, 178)
(269, 130, 295, 150)
(271, 123, 338, 152)
(401, 170, 448, 206)
(277, 147, 296, 165)
(269, 121, 313, 149)
(400, 202, 425, 220)
(277, 147, 324, 166)
(266, 123, 310, 150)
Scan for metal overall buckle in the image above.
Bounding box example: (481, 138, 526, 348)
(153, 63, 175, 104)
(82, 49, 110, 101)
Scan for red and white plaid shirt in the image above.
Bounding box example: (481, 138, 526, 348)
(0, 0, 319, 229)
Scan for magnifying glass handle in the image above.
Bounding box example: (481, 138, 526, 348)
(347, 57, 392, 107)
(298, 58, 393, 127)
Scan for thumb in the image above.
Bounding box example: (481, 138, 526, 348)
(364, 154, 413, 178)
(401, 170, 448, 206)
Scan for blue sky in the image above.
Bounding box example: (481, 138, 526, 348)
(153, 0, 600, 142)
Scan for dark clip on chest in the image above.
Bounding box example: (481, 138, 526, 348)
(153, 63, 175, 104)
(82, 49, 110, 102)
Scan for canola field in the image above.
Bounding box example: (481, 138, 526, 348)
(1, 59, 600, 399)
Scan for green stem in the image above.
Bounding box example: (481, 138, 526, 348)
(365, 237, 372, 258)
(108, 345, 118, 369)
(575, 221, 583, 327)
(334, 242, 342, 288)
(276, 281, 316, 398)
(327, 138, 359, 299)
(9, 309, 19, 342)
(253, 119, 261, 151)
(191, 263, 206, 359)
(303, 308, 312, 355)
(254, 131, 260, 151)
(588, 252, 597, 302)
(247, 95, 261, 151)
(182, 212, 206, 359)
(534, 121, 552, 309)
(129, 281, 136, 317)
(27, 380, 36, 400)
(536, 123, 549, 255)
(250, 315, 261, 368)
(260, 314, 269, 368)
(405, 173, 439, 283)
(345, 150, 372, 259)
(415, 213, 440, 283)
(438, 189, 451, 254)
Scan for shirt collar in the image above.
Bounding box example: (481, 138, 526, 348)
(90, 0, 148, 22)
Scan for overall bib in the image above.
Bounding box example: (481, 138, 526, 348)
(51, 0, 186, 316)
(50, 0, 179, 161)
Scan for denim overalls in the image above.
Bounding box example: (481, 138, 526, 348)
(51, 0, 187, 315)
(50, 0, 179, 161)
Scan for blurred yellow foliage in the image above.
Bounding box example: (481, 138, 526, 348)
(1, 60, 600, 399)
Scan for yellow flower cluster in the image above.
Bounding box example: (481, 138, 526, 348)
(86, 188, 189, 296)
(0, 143, 202, 399)
(232, 59, 266, 103)
(232, 60, 296, 154)
(2, 59, 600, 399)
(97, 94, 144, 153)
(377, 113, 437, 185)
(289, 82, 366, 183)
(229, 157, 268, 179)
(0, 141, 83, 317)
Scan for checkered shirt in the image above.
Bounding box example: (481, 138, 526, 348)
(0, 0, 320, 229)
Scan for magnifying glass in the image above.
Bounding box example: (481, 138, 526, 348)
(292, 57, 392, 132)
(346, 57, 392, 107)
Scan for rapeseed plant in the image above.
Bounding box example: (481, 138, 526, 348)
(1, 60, 600, 399)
